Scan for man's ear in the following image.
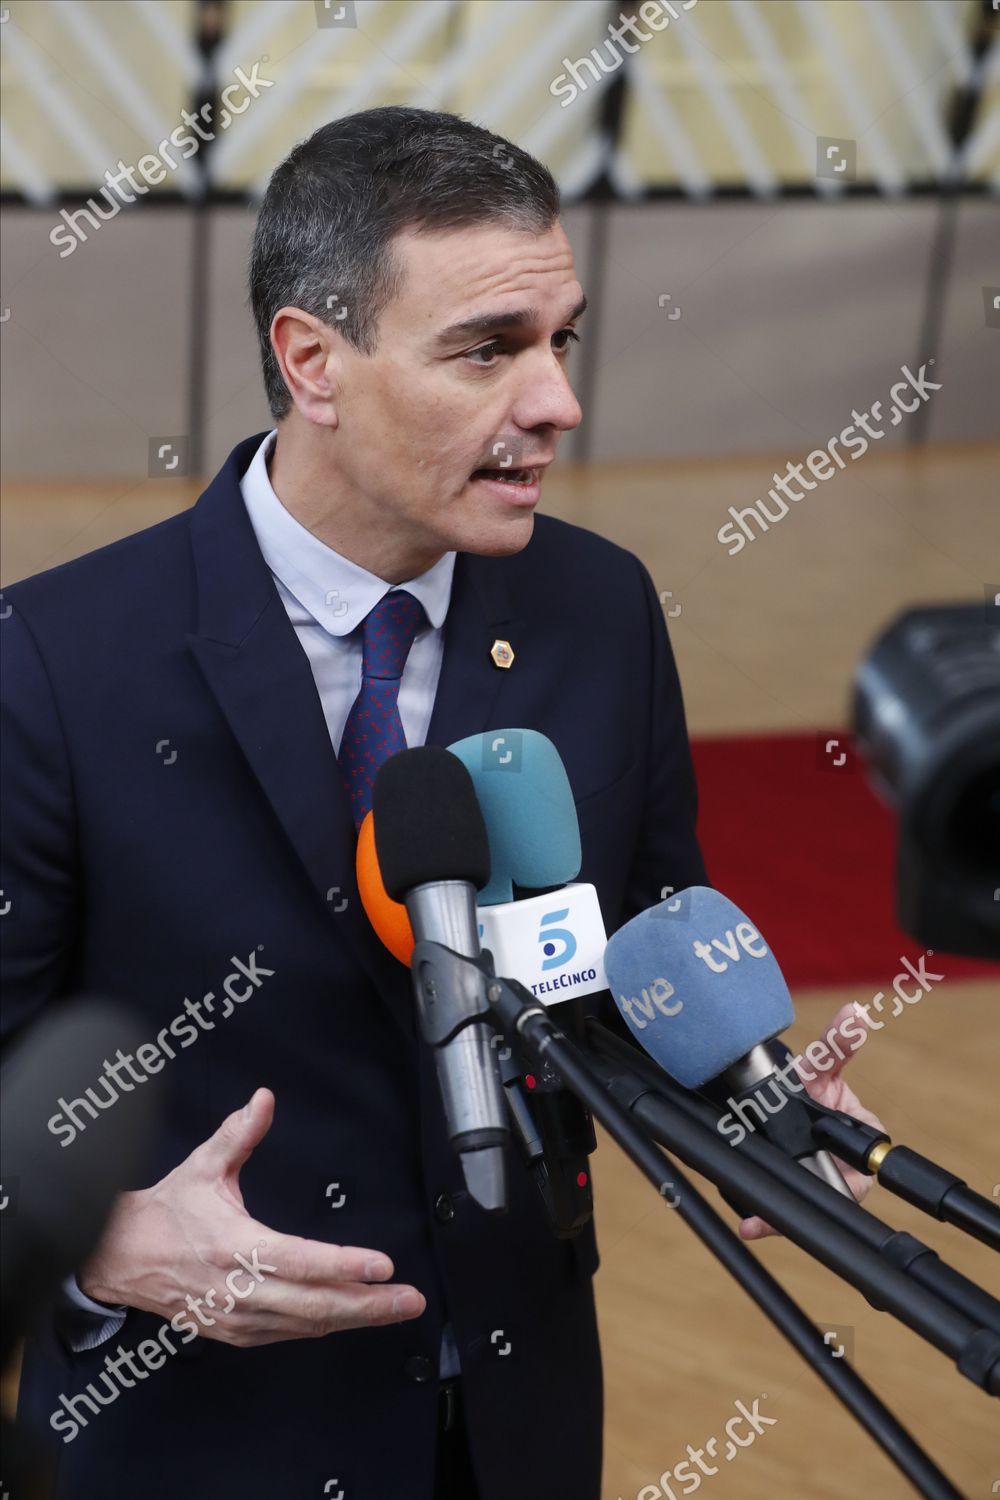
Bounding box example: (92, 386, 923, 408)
(270, 306, 342, 427)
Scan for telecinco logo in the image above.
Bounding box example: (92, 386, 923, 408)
(538, 908, 577, 970)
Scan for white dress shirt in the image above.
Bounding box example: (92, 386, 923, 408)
(65, 429, 462, 1377)
(241, 429, 455, 754)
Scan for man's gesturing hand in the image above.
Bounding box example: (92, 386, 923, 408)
(77, 1087, 427, 1346)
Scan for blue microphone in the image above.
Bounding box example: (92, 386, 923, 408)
(446, 729, 606, 1005)
(446, 729, 580, 904)
(604, 887, 853, 1196)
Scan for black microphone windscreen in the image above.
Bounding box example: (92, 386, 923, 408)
(372, 747, 491, 900)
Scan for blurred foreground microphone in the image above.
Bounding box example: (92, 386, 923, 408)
(853, 602, 1000, 958)
(1, 999, 159, 1365)
(371, 747, 508, 1212)
(447, 729, 607, 1006)
(604, 888, 853, 1198)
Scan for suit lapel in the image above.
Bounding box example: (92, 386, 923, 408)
(185, 436, 527, 1041)
(425, 548, 522, 750)
(184, 435, 414, 1030)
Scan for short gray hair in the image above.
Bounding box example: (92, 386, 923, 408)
(248, 106, 561, 421)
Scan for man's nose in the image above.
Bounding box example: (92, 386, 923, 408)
(512, 360, 583, 435)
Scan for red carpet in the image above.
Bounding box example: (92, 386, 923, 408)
(689, 732, 1000, 990)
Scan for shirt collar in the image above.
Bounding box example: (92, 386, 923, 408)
(239, 430, 456, 636)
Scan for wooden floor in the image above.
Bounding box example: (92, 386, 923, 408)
(3, 444, 998, 1497)
(593, 978, 999, 1500)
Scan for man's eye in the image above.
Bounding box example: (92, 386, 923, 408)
(467, 341, 502, 367)
(553, 328, 581, 353)
(465, 329, 581, 367)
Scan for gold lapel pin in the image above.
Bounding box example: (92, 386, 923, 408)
(490, 638, 515, 670)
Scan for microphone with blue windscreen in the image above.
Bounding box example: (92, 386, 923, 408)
(446, 728, 580, 903)
(604, 886, 852, 1196)
(447, 729, 607, 1005)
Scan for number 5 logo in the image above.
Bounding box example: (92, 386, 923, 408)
(539, 908, 577, 971)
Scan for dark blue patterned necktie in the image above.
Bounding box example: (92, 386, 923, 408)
(339, 589, 426, 830)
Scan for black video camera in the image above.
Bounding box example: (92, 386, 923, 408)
(853, 601, 1000, 960)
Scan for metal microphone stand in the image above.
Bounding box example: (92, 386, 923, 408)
(411, 940, 996, 1500)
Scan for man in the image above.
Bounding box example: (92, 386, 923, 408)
(2, 107, 875, 1499)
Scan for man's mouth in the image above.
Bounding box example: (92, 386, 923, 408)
(470, 467, 536, 484)
(469, 464, 546, 487)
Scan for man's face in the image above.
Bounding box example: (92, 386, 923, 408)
(331, 220, 584, 567)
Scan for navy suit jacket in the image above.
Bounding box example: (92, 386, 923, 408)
(1, 432, 707, 1499)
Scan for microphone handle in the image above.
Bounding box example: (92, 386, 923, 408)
(739, 1041, 1000, 1250)
(407, 879, 482, 958)
(811, 1111, 1000, 1253)
(406, 888, 509, 1213)
(724, 1043, 855, 1198)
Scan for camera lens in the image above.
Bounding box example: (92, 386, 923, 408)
(948, 763, 1000, 878)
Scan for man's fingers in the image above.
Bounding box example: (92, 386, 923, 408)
(204, 1281, 428, 1347)
(798, 1002, 872, 1084)
(738, 1214, 776, 1241)
(254, 1276, 427, 1333)
(738, 1008, 880, 1242)
(831, 1159, 873, 1204)
(738, 1156, 873, 1241)
(803, 1066, 887, 1136)
(196, 1087, 276, 1180)
(258, 1231, 397, 1287)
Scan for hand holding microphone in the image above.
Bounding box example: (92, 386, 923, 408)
(603, 886, 882, 1234)
(738, 1001, 884, 1239)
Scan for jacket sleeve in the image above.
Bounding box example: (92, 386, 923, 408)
(0, 600, 83, 1046)
(1, 601, 129, 1351)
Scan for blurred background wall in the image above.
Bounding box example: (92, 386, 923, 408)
(1, 0, 996, 480)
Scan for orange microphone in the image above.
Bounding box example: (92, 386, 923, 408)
(355, 808, 415, 966)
